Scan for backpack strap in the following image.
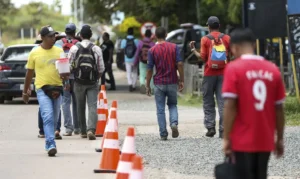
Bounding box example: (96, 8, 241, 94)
(218, 33, 225, 44)
(218, 33, 225, 38)
(62, 38, 67, 44)
(206, 34, 214, 40)
(86, 43, 96, 64)
(126, 38, 135, 42)
(72, 39, 79, 45)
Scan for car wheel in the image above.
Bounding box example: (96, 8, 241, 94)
(0, 96, 4, 104)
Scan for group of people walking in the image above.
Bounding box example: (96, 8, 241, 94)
(146, 16, 286, 179)
(23, 23, 106, 156)
(21, 15, 286, 179)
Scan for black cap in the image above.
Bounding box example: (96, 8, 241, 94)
(206, 16, 220, 26)
(65, 23, 76, 33)
(40, 26, 58, 36)
(80, 25, 92, 35)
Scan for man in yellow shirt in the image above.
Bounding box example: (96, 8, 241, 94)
(23, 26, 64, 157)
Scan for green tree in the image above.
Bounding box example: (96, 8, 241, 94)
(1, 2, 71, 44)
(0, 0, 15, 26)
(72, 0, 116, 24)
(82, 0, 242, 31)
(5, 2, 69, 31)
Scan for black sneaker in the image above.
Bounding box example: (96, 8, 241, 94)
(48, 147, 57, 157)
(206, 128, 216, 137)
(55, 132, 62, 140)
(219, 132, 223, 139)
(81, 133, 87, 138)
(87, 131, 96, 140)
(171, 125, 179, 138)
(160, 136, 168, 141)
(129, 85, 133, 92)
(74, 130, 80, 135)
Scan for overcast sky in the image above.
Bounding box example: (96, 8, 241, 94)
(11, 0, 72, 15)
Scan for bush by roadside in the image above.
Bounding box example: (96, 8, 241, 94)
(285, 97, 300, 126)
(178, 94, 202, 108)
(178, 94, 300, 126)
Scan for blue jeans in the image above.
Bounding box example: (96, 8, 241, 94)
(154, 84, 179, 137)
(37, 89, 62, 150)
(62, 79, 79, 133)
(38, 109, 61, 135)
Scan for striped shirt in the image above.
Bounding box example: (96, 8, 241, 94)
(147, 42, 182, 85)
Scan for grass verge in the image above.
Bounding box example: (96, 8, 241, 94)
(177, 94, 300, 126)
(285, 97, 300, 126)
(177, 94, 202, 108)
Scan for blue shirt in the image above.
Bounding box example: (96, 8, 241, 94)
(121, 35, 139, 63)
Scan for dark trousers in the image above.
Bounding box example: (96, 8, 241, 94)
(235, 152, 271, 179)
(101, 63, 115, 89)
(38, 108, 61, 135)
(202, 75, 224, 132)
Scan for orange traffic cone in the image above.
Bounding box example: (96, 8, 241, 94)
(95, 100, 118, 153)
(129, 155, 144, 179)
(116, 127, 136, 179)
(94, 110, 120, 173)
(95, 92, 106, 137)
(104, 98, 109, 120)
(100, 85, 107, 99)
(101, 84, 109, 128)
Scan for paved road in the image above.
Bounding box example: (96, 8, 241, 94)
(0, 69, 205, 179)
(0, 69, 298, 179)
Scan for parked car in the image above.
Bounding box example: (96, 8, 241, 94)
(115, 37, 126, 71)
(0, 44, 37, 103)
(166, 23, 209, 65)
(0, 42, 4, 55)
(115, 23, 209, 71)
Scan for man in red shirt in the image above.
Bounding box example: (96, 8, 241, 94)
(222, 28, 285, 179)
(190, 16, 231, 138)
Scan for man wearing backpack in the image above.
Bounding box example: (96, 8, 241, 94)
(190, 16, 231, 138)
(55, 23, 81, 136)
(100, 32, 116, 90)
(68, 25, 105, 140)
(133, 29, 155, 94)
(121, 27, 139, 92)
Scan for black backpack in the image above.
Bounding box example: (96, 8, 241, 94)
(73, 43, 99, 85)
(124, 38, 137, 58)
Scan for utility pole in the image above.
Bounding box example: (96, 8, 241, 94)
(242, 0, 248, 28)
(196, 0, 201, 25)
(79, 0, 84, 28)
(74, 0, 77, 26)
(161, 17, 169, 32)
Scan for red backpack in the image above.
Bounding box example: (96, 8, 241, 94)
(140, 41, 151, 64)
(62, 38, 79, 52)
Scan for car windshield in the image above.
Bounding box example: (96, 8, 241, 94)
(1, 46, 35, 62)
